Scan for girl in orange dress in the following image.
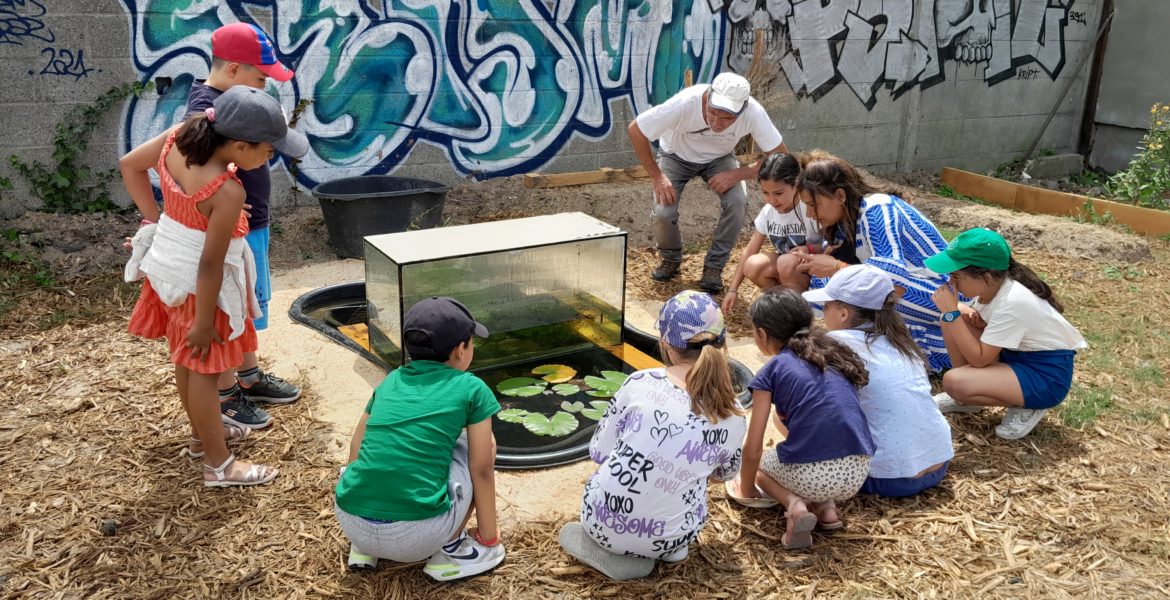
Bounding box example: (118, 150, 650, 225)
(121, 86, 308, 487)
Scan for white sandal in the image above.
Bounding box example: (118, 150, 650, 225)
(202, 454, 277, 488)
(183, 424, 251, 459)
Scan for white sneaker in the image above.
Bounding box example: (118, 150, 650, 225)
(934, 392, 982, 414)
(996, 408, 1048, 440)
(347, 547, 377, 570)
(423, 535, 505, 581)
(661, 544, 689, 563)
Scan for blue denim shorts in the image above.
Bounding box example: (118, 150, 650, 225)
(1001, 349, 1076, 410)
(859, 461, 949, 498)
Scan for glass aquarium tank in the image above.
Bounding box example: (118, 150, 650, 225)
(364, 212, 627, 370)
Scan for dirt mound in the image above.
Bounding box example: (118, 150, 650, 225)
(1, 211, 137, 279)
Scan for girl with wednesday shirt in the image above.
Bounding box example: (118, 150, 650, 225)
(803, 265, 954, 497)
(560, 291, 745, 579)
(722, 152, 824, 314)
(927, 228, 1086, 440)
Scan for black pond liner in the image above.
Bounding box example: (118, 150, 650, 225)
(289, 281, 755, 469)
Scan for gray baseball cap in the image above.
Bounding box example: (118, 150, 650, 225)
(209, 86, 309, 158)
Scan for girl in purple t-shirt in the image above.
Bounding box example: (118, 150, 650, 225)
(730, 288, 875, 550)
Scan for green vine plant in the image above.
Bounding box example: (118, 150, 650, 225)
(8, 81, 153, 214)
(1106, 102, 1170, 211)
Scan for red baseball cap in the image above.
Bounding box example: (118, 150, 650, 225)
(211, 23, 294, 82)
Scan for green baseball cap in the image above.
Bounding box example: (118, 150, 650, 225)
(924, 228, 1011, 273)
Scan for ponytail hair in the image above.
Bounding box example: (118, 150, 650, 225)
(662, 333, 742, 423)
(958, 257, 1064, 313)
(749, 288, 869, 388)
(173, 112, 232, 168)
(839, 293, 927, 367)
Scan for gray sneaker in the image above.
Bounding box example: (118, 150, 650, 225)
(996, 408, 1048, 440)
(933, 392, 982, 414)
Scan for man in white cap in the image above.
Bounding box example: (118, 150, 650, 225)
(628, 72, 787, 293)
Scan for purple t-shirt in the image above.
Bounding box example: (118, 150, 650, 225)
(749, 349, 875, 464)
(186, 81, 272, 231)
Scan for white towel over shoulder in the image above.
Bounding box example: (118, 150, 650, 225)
(124, 214, 260, 340)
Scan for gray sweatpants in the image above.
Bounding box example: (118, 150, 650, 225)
(335, 434, 473, 563)
(651, 152, 748, 270)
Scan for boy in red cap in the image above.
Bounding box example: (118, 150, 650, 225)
(187, 22, 300, 429)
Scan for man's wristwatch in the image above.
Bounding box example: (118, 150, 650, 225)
(941, 310, 962, 323)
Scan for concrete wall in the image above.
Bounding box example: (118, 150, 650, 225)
(0, 0, 1102, 216)
(1088, 0, 1170, 173)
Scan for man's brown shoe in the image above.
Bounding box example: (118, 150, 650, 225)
(651, 259, 681, 281)
(698, 266, 724, 293)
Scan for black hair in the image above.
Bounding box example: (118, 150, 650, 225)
(749, 288, 869, 388)
(958, 257, 1064, 313)
(836, 293, 927, 368)
(757, 152, 802, 185)
(173, 112, 233, 168)
(404, 330, 471, 363)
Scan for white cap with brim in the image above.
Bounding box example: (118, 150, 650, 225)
(801, 264, 895, 311)
(708, 72, 751, 115)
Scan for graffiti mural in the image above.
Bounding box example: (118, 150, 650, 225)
(724, 0, 1079, 109)
(1, 0, 54, 45)
(119, 1, 726, 185)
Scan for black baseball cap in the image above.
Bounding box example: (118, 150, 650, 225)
(403, 297, 489, 355)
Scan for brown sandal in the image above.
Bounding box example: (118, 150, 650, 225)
(813, 503, 845, 532)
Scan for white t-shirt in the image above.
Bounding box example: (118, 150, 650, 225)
(582, 369, 745, 559)
(635, 84, 783, 164)
(753, 202, 822, 254)
(828, 330, 954, 479)
(972, 278, 1087, 351)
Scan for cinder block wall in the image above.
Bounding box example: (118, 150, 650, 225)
(0, 0, 1103, 216)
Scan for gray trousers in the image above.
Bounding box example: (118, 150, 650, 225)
(651, 152, 747, 270)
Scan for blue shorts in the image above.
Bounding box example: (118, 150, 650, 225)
(859, 461, 949, 498)
(245, 227, 271, 330)
(1001, 349, 1076, 410)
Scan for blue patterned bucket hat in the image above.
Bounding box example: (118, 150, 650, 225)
(656, 290, 726, 350)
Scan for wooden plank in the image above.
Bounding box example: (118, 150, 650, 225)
(610, 342, 662, 371)
(523, 166, 649, 189)
(939, 167, 1170, 237)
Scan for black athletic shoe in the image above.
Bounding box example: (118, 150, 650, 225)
(240, 370, 302, 405)
(220, 387, 274, 430)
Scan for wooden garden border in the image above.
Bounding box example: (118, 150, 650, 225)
(940, 168, 1170, 237)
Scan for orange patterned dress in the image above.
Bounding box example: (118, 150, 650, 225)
(128, 133, 257, 374)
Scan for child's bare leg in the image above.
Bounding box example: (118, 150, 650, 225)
(939, 317, 983, 368)
(190, 371, 273, 480)
(755, 471, 817, 547)
(943, 364, 1025, 407)
(742, 252, 780, 289)
(774, 254, 810, 291)
(216, 369, 236, 390)
(175, 365, 197, 440)
(809, 500, 840, 525)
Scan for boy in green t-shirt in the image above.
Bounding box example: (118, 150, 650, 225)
(334, 297, 504, 580)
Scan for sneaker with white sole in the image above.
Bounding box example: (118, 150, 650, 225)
(933, 392, 982, 414)
(240, 370, 302, 405)
(995, 407, 1048, 440)
(220, 387, 274, 430)
(347, 547, 377, 570)
(423, 535, 505, 581)
(661, 544, 689, 563)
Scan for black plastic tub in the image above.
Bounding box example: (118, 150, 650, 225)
(622, 319, 754, 408)
(311, 175, 448, 259)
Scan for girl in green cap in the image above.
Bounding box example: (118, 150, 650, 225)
(925, 228, 1086, 439)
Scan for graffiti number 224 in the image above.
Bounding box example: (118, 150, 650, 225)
(37, 48, 95, 80)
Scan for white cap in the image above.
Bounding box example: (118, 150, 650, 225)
(801, 264, 894, 311)
(708, 72, 750, 115)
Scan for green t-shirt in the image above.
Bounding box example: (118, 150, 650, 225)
(335, 360, 499, 521)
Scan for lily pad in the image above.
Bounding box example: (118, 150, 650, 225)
(583, 375, 620, 393)
(497, 408, 530, 423)
(552, 383, 580, 396)
(532, 364, 577, 384)
(503, 384, 547, 397)
(600, 370, 628, 384)
(585, 389, 615, 398)
(580, 401, 610, 421)
(560, 400, 585, 413)
(523, 411, 579, 437)
(497, 377, 544, 393)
